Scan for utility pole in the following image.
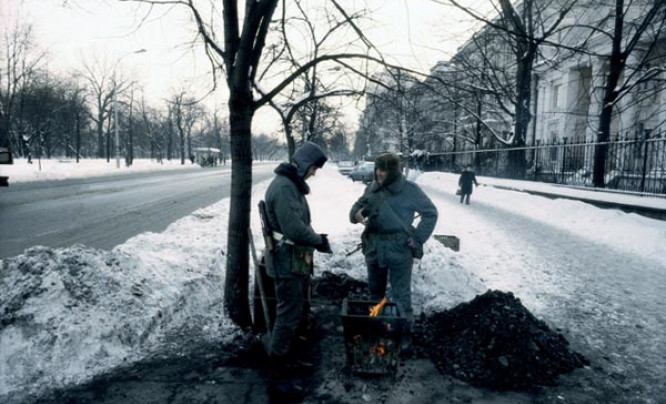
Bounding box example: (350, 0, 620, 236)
(113, 49, 146, 168)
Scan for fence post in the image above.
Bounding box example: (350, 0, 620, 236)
(640, 131, 650, 193)
(534, 141, 539, 181)
(561, 138, 568, 184)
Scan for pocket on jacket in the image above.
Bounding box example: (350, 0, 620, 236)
(270, 244, 294, 278)
(291, 245, 314, 276)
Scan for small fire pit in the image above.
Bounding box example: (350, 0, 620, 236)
(340, 298, 407, 375)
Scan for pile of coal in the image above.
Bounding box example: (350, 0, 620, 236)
(312, 271, 367, 302)
(414, 290, 588, 391)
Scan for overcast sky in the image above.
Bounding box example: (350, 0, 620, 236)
(3, 0, 491, 134)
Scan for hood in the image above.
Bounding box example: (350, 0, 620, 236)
(292, 141, 328, 178)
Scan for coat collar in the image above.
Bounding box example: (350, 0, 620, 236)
(370, 172, 405, 194)
(275, 162, 310, 194)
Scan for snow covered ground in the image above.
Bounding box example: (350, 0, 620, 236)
(0, 158, 207, 183)
(1, 159, 665, 402)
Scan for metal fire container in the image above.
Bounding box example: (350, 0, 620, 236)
(340, 298, 407, 375)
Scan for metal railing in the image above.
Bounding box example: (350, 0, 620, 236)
(415, 131, 666, 196)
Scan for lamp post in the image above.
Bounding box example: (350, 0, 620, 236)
(114, 48, 146, 168)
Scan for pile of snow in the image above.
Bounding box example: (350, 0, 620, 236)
(0, 199, 240, 401)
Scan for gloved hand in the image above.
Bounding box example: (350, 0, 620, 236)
(315, 234, 333, 254)
(353, 208, 366, 224)
(407, 237, 419, 249)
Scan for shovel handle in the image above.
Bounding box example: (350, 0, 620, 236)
(248, 230, 273, 338)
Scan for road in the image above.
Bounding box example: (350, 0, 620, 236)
(0, 165, 275, 259)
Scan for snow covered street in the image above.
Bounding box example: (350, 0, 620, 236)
(420, 176, 666, 401)
(2, 162, 666, 403)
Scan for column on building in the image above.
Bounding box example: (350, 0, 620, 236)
(562, 68, 577, 142)
(657, 65, 666, 173)
(584, 58, 607, 173)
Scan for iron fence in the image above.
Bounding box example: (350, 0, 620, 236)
(416, 130, 666, 196)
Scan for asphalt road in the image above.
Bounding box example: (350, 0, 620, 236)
(0, 165, 275, 259)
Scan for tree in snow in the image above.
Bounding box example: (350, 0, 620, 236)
(585, 0, 666, 187)
(0, 17, 45, 159)
(118, 0, 389, 327)
(441, 0, 580, 177)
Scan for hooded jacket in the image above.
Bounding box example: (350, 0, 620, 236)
(264, 141, 327, 248)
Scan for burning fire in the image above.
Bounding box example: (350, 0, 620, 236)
(369, 297, 388, 317)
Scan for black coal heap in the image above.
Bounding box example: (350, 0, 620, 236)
(413, 290, 588, 391)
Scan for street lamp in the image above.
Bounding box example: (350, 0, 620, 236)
(114, 48, 146, 168)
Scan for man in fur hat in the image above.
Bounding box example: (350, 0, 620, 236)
(264, 141, 332, 397)
(349, 152, 438, 353)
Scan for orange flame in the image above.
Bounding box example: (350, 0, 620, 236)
(369, 297, 388, 317)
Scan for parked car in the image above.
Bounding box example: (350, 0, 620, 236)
(0, 146, 12, 187)
(349, 161, 375, 183)
(337, 161, 355, 176)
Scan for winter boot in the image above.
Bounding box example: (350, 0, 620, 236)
(268, 355, 306, 401)
(400, 334, 414, 358)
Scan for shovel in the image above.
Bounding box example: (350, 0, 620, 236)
(248, 229, 273, 353)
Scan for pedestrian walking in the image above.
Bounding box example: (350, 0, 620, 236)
(458, 164, 479, 205)
(349, 152, 438, 353)
(263, 141, 333, 398)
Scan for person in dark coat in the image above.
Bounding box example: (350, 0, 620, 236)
(264, 141, 332, 397)
(349, 152, 438, 352)
(458, 164, 479, 205)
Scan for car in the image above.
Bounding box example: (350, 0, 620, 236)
(337, 161, 355, 176)
(349, 161, 375, 183)
(0, 146, 12, 187)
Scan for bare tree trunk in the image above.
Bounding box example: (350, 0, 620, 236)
(97, 115, 105, 158)
(179, 127, 185, 165)
(224, 91, 254, 328)
(593, 0, 625, 187)
(105, 117, 112, 162)
(75, 111, 81, 163)
(128, 92, 134, 166)
(508, 47, 535, 177)
(167, 115, 173, 161)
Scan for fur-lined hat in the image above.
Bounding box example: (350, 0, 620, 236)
(374, 152, 401, 184)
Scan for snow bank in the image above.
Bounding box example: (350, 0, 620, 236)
(0, 201, 240, 400)
(1, 158, 202, 183)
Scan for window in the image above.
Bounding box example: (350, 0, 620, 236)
(551, 82, 562, 109)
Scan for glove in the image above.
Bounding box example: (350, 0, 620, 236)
(354, 208, 366, 224)
(315, 234, 333, 254)
(407, 237, 419, 249)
